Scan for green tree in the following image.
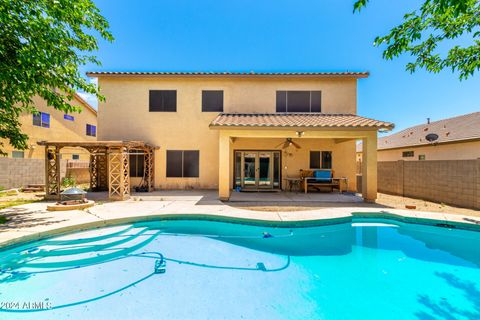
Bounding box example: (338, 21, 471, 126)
(354, 0, 480, 79)
(0, 0, 113, 154)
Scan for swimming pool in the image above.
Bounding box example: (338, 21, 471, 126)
(0, 218, 479, 319)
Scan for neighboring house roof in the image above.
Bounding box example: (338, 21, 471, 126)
(210, 113, 394, 129)
(86, 71, 369, 78)
(74, 93, 97, 116)
(378, 112, 480, 150)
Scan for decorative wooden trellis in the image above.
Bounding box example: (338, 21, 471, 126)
(44, 146, 62, 199)
(38, 141, 157, 200)
(146, 149, 155, 191)
(108, 147, 130, 200)
(89, 152, 99, 190)
(88, 148, 108, 191)
(134, 147, 155, 192)
(97, 153, 108, 190)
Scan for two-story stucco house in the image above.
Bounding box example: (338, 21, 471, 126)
(1, 93, 97, 160)
(87, 71, 393, 201)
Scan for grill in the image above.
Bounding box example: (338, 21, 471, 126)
(60, 187, 87, 201)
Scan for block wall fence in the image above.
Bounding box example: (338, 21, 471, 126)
(0, 158, 89, 189)
(377, 159, 480, 210)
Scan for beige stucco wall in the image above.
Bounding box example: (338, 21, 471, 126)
(378, 140, 480, 161)
(96, 75, 360, 191)
(1, 95, 97, 160)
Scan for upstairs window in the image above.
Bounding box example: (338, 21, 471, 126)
(310, 151, 332, 169)
(202, 90, 224, 112)
(64, 114, 75, 121)
(72, 154, 80, 160)
(86, 124, 96, 137)
(33, 112, 50, 128)
(166, 150, 199, 178)
(276, 91, 321, 112)
(149, 90, 177, 112)
(402, 151, 414, 158)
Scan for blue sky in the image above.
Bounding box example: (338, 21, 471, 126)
(80, 0, 480, 134)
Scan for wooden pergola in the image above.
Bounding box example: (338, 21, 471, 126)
(37, 141, 158, 200)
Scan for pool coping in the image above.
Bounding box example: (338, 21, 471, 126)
(1, 203, 480, 251)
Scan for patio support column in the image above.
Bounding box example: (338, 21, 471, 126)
(218, 132, 231, 200)
(362, 132, 378, 202)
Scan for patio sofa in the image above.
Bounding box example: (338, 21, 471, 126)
(300, 169, 340, 194)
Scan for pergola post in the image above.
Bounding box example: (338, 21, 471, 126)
(88, 148, 108, 192)
(122, 148, 130, 198)
(149, 149, 155, 191)
(97, 151, 108, 191)
(133, 148, 156, 192)
(142, 148, 155, 192)
(89, 152, 98, 191)
(45, 145, 62, 200)
(108, 147, 130, 200)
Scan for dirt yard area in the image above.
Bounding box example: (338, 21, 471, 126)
(235, 193, 480, 217)
(0, 189, 41, 211)
(375, 193, 480, 217)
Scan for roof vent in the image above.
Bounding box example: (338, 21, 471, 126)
(425, 133, 439, 142)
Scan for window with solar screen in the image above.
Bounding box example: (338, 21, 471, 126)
(276, 91, 321, 112)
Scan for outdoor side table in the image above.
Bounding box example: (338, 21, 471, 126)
(284, 177, 302, 192)
(332, 177, 349, 193)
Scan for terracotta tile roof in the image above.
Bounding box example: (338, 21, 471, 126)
(210, 113, 394, 129)
(86, 71, 369, 78)
(378, 112, 480, 150)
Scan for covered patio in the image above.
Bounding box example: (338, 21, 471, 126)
(210, 113, 394, 202)
(227, 190, 363, 203)
(38, 141, 158, 200)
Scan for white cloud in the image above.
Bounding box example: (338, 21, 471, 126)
(74, 77, 99, 110)
(77, 92, 98, 110)
(89, 77, 98, 87)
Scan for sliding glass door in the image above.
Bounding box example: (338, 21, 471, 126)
(243, 152, 257, 188)
(258, 152, 272, 188)
(234, 151, 281, 190)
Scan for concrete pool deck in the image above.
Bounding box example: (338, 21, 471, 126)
(0, 190, 479, 248)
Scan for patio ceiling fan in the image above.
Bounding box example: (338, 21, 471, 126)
(275, 138, 301, 150)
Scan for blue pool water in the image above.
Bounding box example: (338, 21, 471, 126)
(0, 219, 479, 320)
